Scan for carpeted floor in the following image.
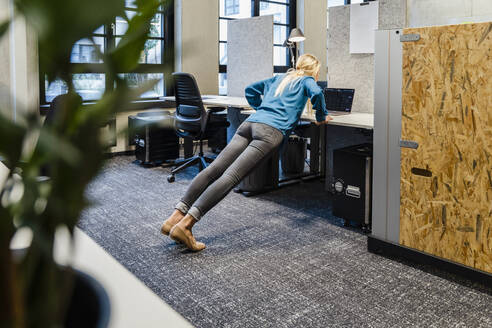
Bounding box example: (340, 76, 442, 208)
(79, 156, 492, 328)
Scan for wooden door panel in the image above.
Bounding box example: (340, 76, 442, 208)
(400, 22, 492, 273)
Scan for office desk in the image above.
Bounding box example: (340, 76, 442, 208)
(161, 95, 374, 129)
(162, 95, 321, 175)
(162, 95, 374, 192)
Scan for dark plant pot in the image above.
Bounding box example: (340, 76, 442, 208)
(10, 248, 110, 327)
(64, 269, 111, 328)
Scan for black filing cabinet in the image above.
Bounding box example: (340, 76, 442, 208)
(332, 143, 373, 230)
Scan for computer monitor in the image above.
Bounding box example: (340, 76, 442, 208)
(317, 81, 327, 89)
(323, 88, 355, 113)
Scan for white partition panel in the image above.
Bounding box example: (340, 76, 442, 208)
(227, 15, 273, 97)
(372, 29, 402, 243)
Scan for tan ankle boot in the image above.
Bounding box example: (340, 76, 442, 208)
(169, 225, 206, 251)
(160, 221, 174, 236)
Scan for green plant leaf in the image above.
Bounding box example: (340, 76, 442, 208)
(0, 20, 10, 40)
(0, 112, 26, 169)
(35, 129, 81, 167)
(1, 1, 175, 326)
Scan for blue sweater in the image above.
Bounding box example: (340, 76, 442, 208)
(244, 74, 328, 136)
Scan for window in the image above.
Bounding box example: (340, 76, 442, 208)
(328, 0, 370, 6)
(260, 2, 269, 10)
(225, 0, 240, 15)
(259, 0, 291, 67)
(219, 0, 296, 95)
(328, 0, 346, 6)
(41, 1, 174, 104)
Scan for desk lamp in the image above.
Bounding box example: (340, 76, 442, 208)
(283, 28, 306, 68)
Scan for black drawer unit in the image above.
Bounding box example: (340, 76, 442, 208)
(281, 136, 307, 175)
(128, 112, 179, 166)
(332, 143, 373, 231)
(206, 112, 228, 153)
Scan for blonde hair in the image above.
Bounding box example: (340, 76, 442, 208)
(274, 54, 321, 97)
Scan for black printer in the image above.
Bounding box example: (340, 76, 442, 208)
(128, 111, 179, 166)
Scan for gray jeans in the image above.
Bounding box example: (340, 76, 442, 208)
(175, 121, 284, 220)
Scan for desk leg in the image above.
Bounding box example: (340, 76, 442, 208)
(183, 138, 193, 158)
(320, 124, 326, 177)
(226, 107, 249, 142)
(309, 123, 320, 175)
(108, 117, 117, 148)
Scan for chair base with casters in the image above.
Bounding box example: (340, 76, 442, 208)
(167, 139, 215, 183)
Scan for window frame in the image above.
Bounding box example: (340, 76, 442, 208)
(224, 0, 240, 16)
(219, 0, 297, 77)
(39, 1, 175, 107)
(343, 0, 373, 4)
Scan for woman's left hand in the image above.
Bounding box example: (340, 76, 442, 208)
(315, 116, 333, 125)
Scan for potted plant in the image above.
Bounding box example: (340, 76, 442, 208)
(0, 0, 172, 326)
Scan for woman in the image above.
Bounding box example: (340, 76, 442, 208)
(161, 54, 332, 251)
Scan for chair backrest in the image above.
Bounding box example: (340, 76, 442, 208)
(45, 93, 83, 126)
(172, 72, 208, 139)
(42, 93, 82, 176)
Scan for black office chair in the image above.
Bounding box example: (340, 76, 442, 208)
(45, 93, 83, 126)
(167, 72, 228, 183)
(41, 93, 83, 176)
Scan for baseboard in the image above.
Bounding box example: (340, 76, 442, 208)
(367, 235, 492, 286)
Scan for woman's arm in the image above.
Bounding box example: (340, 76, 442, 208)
(245, 76, 277, 110)
(304, 77, 329, 122)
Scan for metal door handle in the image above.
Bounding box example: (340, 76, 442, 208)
(346, 185, 361, 199)
(400, 139, 419, 149)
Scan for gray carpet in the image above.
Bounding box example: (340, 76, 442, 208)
(79, 156, 492, 328)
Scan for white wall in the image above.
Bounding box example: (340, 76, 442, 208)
(0, 0, 39, 122)
(0, 0, 12, 119)
(407, 0, 492, 27)
(175, 0, 219, 94)
(298, 0, 327, 80)
(13, 14, 39, 119)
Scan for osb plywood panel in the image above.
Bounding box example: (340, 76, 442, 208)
(400, 22, 492, 273)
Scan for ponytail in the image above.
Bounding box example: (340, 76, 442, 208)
(274, 69, 304, 97)
(274, 54, 321, 97)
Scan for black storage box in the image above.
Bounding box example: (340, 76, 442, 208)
(237, 150, 279, 194)
(332, 143, 373, 229)
(128, 111, 179, 166)
(281, 136, 307, 175)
